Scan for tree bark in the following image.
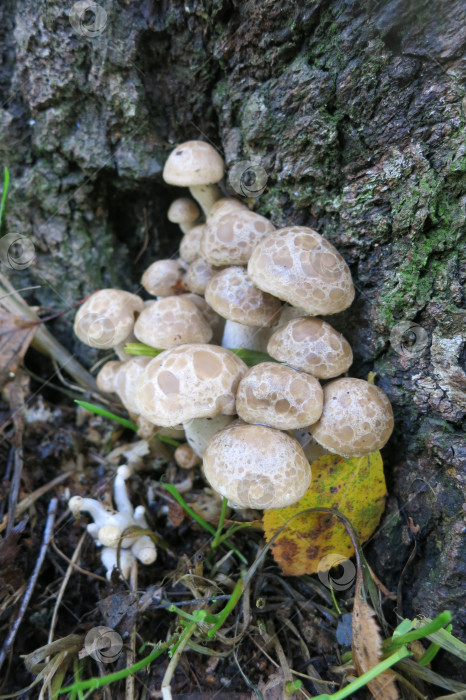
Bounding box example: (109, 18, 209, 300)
(1, 0, 465, 635)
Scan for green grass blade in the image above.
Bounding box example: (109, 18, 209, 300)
(0, 167, 10, 229)
(124, 343, 163, 357)
(75, 400, 138, 430)
(227, 348, 276, 366)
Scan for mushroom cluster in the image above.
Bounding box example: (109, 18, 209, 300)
(73, 140, 394, 516)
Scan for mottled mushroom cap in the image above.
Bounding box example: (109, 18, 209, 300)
(248, 227, 355, 315)
(184, 258, 223, 294)
(141, 259, 184, 297)
(201, 209, 275, 265)
(205, 266, 282, 328)
(134, 344, 248, 426)
(167, 198, 200, 224)
(236, 362, 323, 430)
(96, 361, 123, 393)
(309, 378, 394, 457)
(115, 356, 152, 414)
(163, 141, 224, 187)
(134, 296, 212, 349)
(267, 317, 353, 379)
(203, 423, 311, 509)
(74, 289, 144, 349)
(179, 224, 206, 263)
(207, 197, 247, 222)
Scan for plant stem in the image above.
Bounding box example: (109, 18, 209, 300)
(212, 498, 228, 549)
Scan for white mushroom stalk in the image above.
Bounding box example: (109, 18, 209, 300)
(68, 465, 156, 579)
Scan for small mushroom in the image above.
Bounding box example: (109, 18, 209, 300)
(134, 296, 213, 349)
(309, 377, 394, 457)
(236, 362, 323, 430)
(267, 317, 353, 379)
(134, 343, 247, 426)
(163, 140, 225, 216)
(184, 258, 224, 295)
(248, 227, 355, 315)
(201, 209, 275, 266)
(96, 360, 123, 393)
(205, 266, 281, 351)
(74, 289, 144, 351)
(141, 259, 185, 298)
(203, 422, 311, 509)
(206, 197, 247, 223)
(179, 224, 206, 263)
(167, 198, 200, 234)
(174, 443, 202, 469)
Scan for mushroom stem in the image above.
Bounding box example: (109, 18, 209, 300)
(221, 319, 270, 352)
(183, 415, 234, 458)
(189, 184, 223, 217)
(114, 465, 133, 515)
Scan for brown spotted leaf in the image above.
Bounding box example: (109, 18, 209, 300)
(352, 593, 399, 699)
(262, 452, 387, 576)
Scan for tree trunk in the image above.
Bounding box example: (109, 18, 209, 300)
(1, 0, 465, 635)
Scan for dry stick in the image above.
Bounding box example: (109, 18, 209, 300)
(126, 560, 138, 700)
(0, 274, 98, 393)
(50, 536, 107, 582)
(4, 374, 26, 537)
(0, 497, 58, 674)
(48, 531, 87, 647)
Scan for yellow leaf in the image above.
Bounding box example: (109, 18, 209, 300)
(262, 452, 387, 576)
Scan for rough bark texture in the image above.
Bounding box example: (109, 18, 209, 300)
(1, 0, 465, 635)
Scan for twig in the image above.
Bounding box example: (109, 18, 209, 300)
(48, 531, 87, 646)
(50, 536, 107, 582)
(0, 498, 58, 673)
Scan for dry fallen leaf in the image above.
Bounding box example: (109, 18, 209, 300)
(352, 584, 399, 699)
(0, 308, 36, 388)
(262, 452, 387, 576)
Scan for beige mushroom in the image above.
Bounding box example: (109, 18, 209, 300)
(207, 197, 247, 223)
(203, 422, 311, 509)
(205, 266, 281, 351)
(184, 293, 225, 344)
(74, 289, 144, 350)
(167, 198, 200, 234)
(267, 317, 353, 379)
(141, 259, 185, 297)
(96, 360, 123, 393)
(115, 356, 152, 414)
(201, 209, 275, 266)
(248, 227, 355, 315)
(134, 296, 212, 349)
(134, 343, 247, 426)
(163, 140, 225, 216)
(309, 377, 394, 457)
(179, 224, 206, 264)
(236, 362, 323, 430)
(174, 443, 201, 469)
(184, 258, 223, 294)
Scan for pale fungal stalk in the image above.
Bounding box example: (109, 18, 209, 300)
(68, 464, 156, 579)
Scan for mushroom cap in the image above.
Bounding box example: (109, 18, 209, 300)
(203, 423, 311, 509)
(184, 257, 223, 294)
(134, 343, 248, 426)
(134, 296, 212, 349)
(309, 378, 394, 457)
(163, 141, 225, 187)
(141, 259, 184, 297)
(183, 293, 225, 343)
(74, 289, 144, 349)
(167, 198, 200, 224)
(179, 224, 206, 263)
(115, 356, 152, 414)
(267, 317, 353, 379)
(201, 209, 275, 266)
(96, 360, 123, 393)
(248, 227, 355, 315)
(236, 362, 323, 430)
(207, 197, 247, 222)
(174, 443, 201, 469)
(205, 266, 282, 328)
